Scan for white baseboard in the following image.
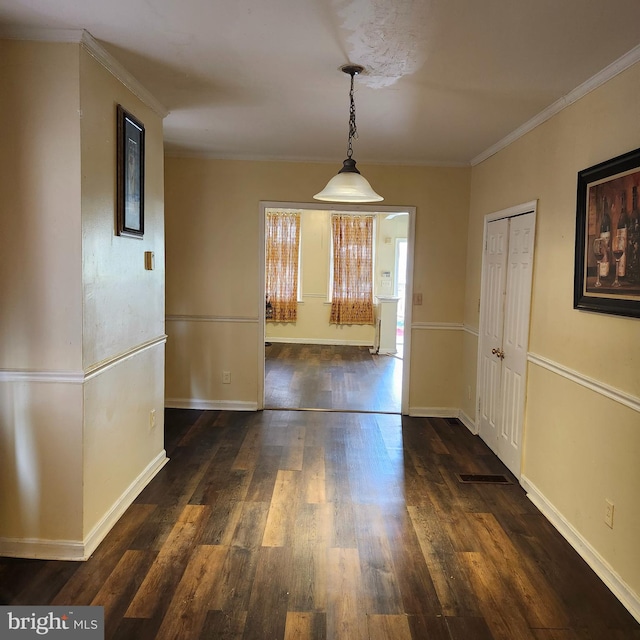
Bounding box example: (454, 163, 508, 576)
(166, 398, 258, 411)
(266, 337, 373, 347)
(83, 450, 169, 559)
(521, 475, 640, 624)
(408, 406, 459, 418)
(0, 450, 168, 561)
(458, 409, 478, 434)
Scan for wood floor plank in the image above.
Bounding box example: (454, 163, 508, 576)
(367, 613, 413, 640)
(284, 611, 327, 640)
(354, 504, 404, 616)
(90, 549, 153, 639)
(262, 469, 301, 547)
(301, 445, 326, 504)
(124, 504, 210, 619)
(155, 545, 228, 640)
(459, 550, 537, 640)
(325, 547, 368, 640)
(243, 546, 291, 640)
(199, 610, 247, 640)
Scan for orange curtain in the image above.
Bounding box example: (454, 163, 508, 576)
(266, 211, 301, 322)
(330, 214, 374, 324)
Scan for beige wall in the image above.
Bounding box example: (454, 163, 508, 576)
(464, 62, 640, 599)
(165, 158, 470, 410)
(79, 47, 166, 539)
(0, 39, 166, 557)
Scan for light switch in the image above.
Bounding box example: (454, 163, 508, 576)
(144, 251, 155, 270)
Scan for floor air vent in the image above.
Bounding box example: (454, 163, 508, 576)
(457, 473, 511, 484)
(446, 418, 461, 426)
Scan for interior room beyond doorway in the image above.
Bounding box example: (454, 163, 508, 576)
(261, 204, 412, 414)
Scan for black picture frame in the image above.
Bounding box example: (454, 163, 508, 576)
(574, 147, 640, 318)
(116, 105, 145, 238)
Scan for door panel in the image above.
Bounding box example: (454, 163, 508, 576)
(498, 213, 535, 475)
(478, 218, 508, 453)
(478, 211, 535, 478)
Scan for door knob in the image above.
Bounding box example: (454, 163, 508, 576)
(492, 347, 505, 359)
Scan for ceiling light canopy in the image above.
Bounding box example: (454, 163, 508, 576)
(314, 65, 383, 203)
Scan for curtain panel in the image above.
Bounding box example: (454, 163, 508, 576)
(330, 214, 374, 325)
(266, 211, 301, 322)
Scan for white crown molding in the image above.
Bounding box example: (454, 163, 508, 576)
(528, 352, 640, 413)
(0, 27, 168, 118)
(472, 43, 640, 166)
(522, 475, 640, 624)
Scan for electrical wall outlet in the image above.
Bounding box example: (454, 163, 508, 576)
(604, 499, 614, 529)
(149, 409, 156, 431)
(413, 292, 423, 306)
(222, 371, 231, 384)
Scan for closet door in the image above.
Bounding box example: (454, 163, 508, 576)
(478, 211, 535, 478)
(478, 218, 509, 452)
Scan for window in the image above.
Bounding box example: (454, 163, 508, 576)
(330, 214, 374, 324)
(265, 211, 301, 322)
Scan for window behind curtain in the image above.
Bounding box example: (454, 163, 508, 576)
(266, 211, 301, 322)
(330, 214, 374, 325)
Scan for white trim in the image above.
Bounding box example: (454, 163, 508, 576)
(85, 335, 167, 380)
(0, 369, 85, 384)
(165, 398, 259, 412)
(408, 406, 459, 418)
(0, 28, 168, 118)
(463, 324, 479, 337)
(166, 314, 258, 324)
(521, 475, 640, 624)
(411, 322, 464, 331)
(0, 336, 166, 384)
(528, 352, 640, 413)
(458, 409, 478, 434)
(265, 337, 373, 347)
(83, 451, 168, 559)
(0, 451, 168, 561)
(0, 537, 86, 562)
(472, 44, 640, 166)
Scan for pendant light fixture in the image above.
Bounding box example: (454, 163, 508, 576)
(314, 64, 383, 203)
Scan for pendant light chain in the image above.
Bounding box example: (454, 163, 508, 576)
(347, 70, 358, 160)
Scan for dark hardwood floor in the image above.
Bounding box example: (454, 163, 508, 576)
(265, 343, 402, 413)
(1, 409, 639, 639)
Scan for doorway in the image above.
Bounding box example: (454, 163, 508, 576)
(258, 202, 415, 414)
(477, 201, 536, 478)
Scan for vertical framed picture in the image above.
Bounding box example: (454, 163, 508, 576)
(116, 105, 145, 238)
(574, 147, 640, 318)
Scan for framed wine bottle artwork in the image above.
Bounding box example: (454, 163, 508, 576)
(574, 146, 640, 318)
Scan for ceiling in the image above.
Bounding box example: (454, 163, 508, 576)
(2, 0, 640, 166)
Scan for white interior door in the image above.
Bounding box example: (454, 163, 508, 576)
(478, 209, 535, 478)
(479, 218, 508, 452)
